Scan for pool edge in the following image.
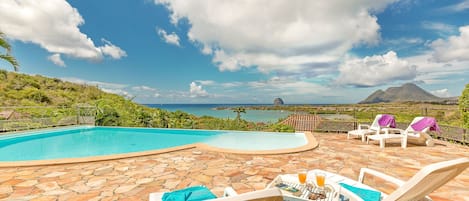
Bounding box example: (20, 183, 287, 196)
(0, 131, 318, 167)
(197, 131, 318, 155)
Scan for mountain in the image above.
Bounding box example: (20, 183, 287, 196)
(360, 83, 443, 104)
(273, 97, 284, 105)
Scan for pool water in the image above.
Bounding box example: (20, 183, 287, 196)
(0, 126, 307, 161)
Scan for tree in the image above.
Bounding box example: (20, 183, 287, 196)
(233, 107, 246, 121)
(460, 84, 469, 129)
(0, 32, 19, 71)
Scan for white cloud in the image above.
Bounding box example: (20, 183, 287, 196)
(431, 25, 469, 62)
(385, 37, 423, 45)
(132, 85, 158, 92)
(246, 77, 330, 96)
(421, 21, 457, 36)
(336, 51, 417, 87)
(0, 0, 126, 64)
(404, 52, 469, 84)
(47, 53, 66, 67)
(431, 88, 451, 98)
(155, 0, 396, 75)
(99, 39, 127, 59)
(443, 0, 469, 12)
(194, 80, 216, 85)
(101, 88, 132, 98)
(189, 82, 209, 98)
(157, 28, 181, 46)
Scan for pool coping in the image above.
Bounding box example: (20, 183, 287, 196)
(0, 130, 318, 167)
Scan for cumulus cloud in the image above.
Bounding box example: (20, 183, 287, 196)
(155, 0, 395, 75)
(0, 0, 126, 66)
(431, 88, 451, 97)
(336, 51, 417, 87)
(99, 39, 127, 59)
(47, 54, 66, 67)
(431, 25, 469, 62)
(157, 28, 181, 46)
(404, 53, 469, 85)
(189, 82, 209, 98)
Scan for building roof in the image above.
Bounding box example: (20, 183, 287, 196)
(280, 114, 322, 131)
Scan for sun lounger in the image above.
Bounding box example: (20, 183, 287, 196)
(348, 114, 396, 142)
(149, 186, 283, 201)
(367, 116, 437, 148)
(306, 158, 469, 201)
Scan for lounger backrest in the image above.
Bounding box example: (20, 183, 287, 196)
(369, 114, 383, 130)
(384, 158, 469, 201)
(210, 188, 283, 201)
(405, 117, 430, 133)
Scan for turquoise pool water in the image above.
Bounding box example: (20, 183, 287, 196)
(0, 126, 306, 161)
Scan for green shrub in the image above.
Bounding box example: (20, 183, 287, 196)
(270, 123, 295, 132)
(460, 84, 469, 129)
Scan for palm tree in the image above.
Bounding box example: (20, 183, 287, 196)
(233, 107, 246, 121)
(0, 32, 19, 71)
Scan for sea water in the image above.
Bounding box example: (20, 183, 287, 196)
(146, 104, 292, 123)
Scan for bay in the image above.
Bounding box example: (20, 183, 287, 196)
(146, 104, 292, 123)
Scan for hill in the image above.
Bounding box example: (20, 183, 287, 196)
(0, 70, 274, 131)
(359, 83, 444, 104)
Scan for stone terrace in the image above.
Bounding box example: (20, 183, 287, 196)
(1, 133, 468, 201)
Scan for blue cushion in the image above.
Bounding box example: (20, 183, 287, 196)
(162, 186, 217, 201)
(339, 183, 381, 201)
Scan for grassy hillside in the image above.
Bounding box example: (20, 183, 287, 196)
(0, 70, 106, 106)
(0, 70, 287, 131)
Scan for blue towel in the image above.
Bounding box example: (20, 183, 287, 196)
(339, 183, 381, 201)
(162, 186, 217, 201)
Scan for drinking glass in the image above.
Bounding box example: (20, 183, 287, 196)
(315, 172, 326, 189)
(298, 170, 307, 184)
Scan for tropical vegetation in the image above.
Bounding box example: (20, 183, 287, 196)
(0, 70, 466, 137)
(0, 32, 19, 71)
(460, 84, 469, 129)
(0, 70, 290, 132)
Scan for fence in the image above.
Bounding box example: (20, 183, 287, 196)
(314, 119, 468, 145)
(0, 105, 95, 132)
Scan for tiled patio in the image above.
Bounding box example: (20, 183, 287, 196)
(0, 133, 468, 201)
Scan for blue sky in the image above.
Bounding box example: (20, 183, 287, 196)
(1, 0, 469, 104)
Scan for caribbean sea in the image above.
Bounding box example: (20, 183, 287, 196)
(145, 104, 292, 123)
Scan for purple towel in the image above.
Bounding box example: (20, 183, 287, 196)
(378, 114, 396, 128)
(411, 117, 441, 132)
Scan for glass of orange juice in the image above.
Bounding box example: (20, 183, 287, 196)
(315, 172, 326, 189)
(298, 170, 307, 184)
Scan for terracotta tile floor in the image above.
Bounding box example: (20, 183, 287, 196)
(0, 133, 468, 201)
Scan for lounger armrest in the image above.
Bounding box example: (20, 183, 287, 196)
(358, 124, 370, 130)
(358, 168, 405, 187)
(223, 187, 238, 197)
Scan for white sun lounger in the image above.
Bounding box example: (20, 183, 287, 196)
(367, 116, 435, 148)
(348, 114, 394, 142)
(310, 157, 469, 201)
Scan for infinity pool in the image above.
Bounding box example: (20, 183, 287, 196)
(0, 126, 308, 162)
